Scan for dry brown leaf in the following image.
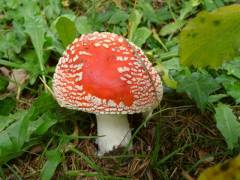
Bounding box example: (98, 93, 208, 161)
(7, 69, 28, 92)
(0, 67, 11, 77)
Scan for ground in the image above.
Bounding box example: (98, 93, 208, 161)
(3, 93, 237, 179)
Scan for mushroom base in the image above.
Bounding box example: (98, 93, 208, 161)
(96, 114, 132, 156)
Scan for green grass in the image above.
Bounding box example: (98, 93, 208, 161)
(0, 0, 240, 179)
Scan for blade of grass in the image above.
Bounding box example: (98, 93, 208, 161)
(51, 131, 99, 140)
(158, 50, 179, 61)
(100, 154, 145, 159)
(70, 147, 103, 173)
(0, 166, 6, 179)
(4, 163, 22, 180)
(152, 29, 168, 51)
(40, 137, 69, 180)
(156, 143, 191, 166)
(40, 147, 62, 180)
(39, 77, 54, 97)
(0, 59, 23, 69)
(66, 170, 130, 179)
(40, 137, 54, 160)
(151, 123, 161, 165)
(166, 0, 177, 21)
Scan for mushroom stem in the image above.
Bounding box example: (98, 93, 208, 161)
(96, 114, 132, 156)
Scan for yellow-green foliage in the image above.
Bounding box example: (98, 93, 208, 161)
(180, 5, 240, 68)
(198, 155, 240, 180)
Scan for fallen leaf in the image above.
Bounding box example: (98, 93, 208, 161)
(180, 5, 240, 68)
(0, 67, 11, 77)
(198, 155, 240, 180)
(7, 69, 28, 92)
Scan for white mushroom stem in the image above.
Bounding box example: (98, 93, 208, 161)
(96, 114, 132, 156)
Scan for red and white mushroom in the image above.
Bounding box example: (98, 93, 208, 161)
(53, 32, 163, 155)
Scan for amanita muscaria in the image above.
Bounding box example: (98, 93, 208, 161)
(53, 32, 163, 155)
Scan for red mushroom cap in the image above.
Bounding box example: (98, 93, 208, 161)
(53, 32, 162, 114)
